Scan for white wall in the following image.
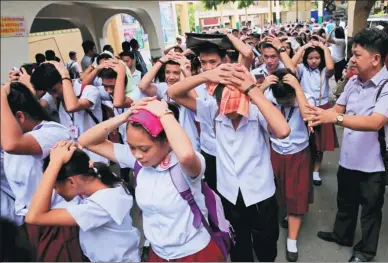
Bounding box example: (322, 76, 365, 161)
(0, 1, 165, 82)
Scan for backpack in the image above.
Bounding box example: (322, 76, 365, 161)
(67, 62, 80, 80)
(133, 162, 235, 259)
(78, 83, 123, 144)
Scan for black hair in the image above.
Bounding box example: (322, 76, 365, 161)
(20, 63, 37, 76)
(173, 46, 184, 53)
(213, 83, 225, 104)
(122, 41, 131, 52)
(280, 40, 294, 58)
(103, 44, 114, 53)
(353, 28, 388, 65)
(45, 50, 56, 60)
(54, 56, 61, 63)
(35, 53, 46, 65)
(69, 51, 76, 58)
(82, 40, 95, 54)
(310, 35, 320, 42)
(119, 51, 135, 60)
(129, 39, 139, 50)
(261, 42, 277, 52)
(43, 150, 130, 194)
(232, 29, 239, 33)
(165, 60, 180, 67)
(269, 68, 296, 100)
(196, 43, 227, 59)
(303, 46, 326, 71)
(30, 63, 62, 91)
(317, 28, 326, 38)
(0, 217, 34, 261)
(334, 27, 345, 39)
(127, 103, 179, 144)
(8, 82, 53, 121)
(98, 68, 128, 87)
(97, 53, 113, 65)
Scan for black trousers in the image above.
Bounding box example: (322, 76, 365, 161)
(221, 191, 279, 262)
(201, 150, 217, 192)
(333, 166, 386, 261)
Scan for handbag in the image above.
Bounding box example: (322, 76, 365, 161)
(334, 77, 347, 97)
(375, 79, 388, 185)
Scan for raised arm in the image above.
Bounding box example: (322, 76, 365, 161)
(326, 27, 336, 44)
(227, 33, 254, 69)
(134, 100, 202, 177)
(268, 35, 296, 74)
(109, 60, 134, 108)
(220, 64, 290, 138)
(282, 74, 311, 119)
(317, 41, 335, 77)
(1, 84, 43, 155)
(291, 42, 312, 66)
(138, 53, 174, 96)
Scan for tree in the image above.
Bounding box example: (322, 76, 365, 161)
(201, 0, 254, 10)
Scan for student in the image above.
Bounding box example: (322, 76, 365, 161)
(25, 142, 141, 262)
(81, 51, 114, 88)
(137, 52, 201, 152)
(261, 69, 314, 262)
(103, 44, 114, 55)
(81, 40, 97, 71)
(35, 53, 46, 66)
(119, 51, 142, 86)
(168, 63, 291, 262)
(78, 98, 225, 262)
(292, 40, 337, 186)
(66, 51, 82, 80)
(30, 62, 106, 163)
(0, 82, 83, 261)
(326, 27, 346, 82)
(129, 39, 148, 77)
(45, 50, 56, 61)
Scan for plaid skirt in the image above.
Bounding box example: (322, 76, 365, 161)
(314, 103, 339, 152)
(271, 146, 312, 215)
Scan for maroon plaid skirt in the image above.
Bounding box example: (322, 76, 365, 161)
(271, 146, 312, 215)
(24, 224, 86, 262)
(314, 103, 339, 152)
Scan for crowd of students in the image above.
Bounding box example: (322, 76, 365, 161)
(1, 21, 387, 263)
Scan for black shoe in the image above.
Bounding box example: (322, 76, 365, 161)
(281, 219, 289, 229)
(348, 256, 364, 262)
(286, 250, 298, 262)
(313, 179, 322, 186)
(317, 231, 352, 247)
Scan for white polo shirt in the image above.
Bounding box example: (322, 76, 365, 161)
(67, 185, 141, 262)
(196, 98, 276, 207)
(113, 144, 210, 260)
(265, 90, 315, 155)
(42, 81, 106, 163)
(3, 121, 77, 222)
(251, 61, 285, 77)
(297, 64, 330, 106)
(195, 84, 216, 156)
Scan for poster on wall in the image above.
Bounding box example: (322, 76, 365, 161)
(121, 14, 137, 25)
(1, 17, 26, 37)
(159, 2, 177, 46)
(123, 28, 149, 50)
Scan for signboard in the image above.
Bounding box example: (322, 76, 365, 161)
(1, 17, 26, 37)
(159, 2, 176, 46)
(123, 28, 149, 49)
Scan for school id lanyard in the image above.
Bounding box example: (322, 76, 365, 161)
(281, 105, 295, 123)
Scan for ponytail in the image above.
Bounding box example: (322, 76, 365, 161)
(44, 150, 131, 195)
(89, 162, 131, 195)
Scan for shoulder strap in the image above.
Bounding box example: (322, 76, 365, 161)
(133, 161, 142, 186)
(375, 79, 388, 167)
(76, 83, 100, 125)
(319, 70, 323, 106)
(169, 165, 202, 228)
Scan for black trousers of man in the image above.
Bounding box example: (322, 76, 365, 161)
(221, 191, 279, 262)
(333, 166, 386, 261)
(201, 150, 217, 193)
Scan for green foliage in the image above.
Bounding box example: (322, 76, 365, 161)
(201, 0, 254, 10)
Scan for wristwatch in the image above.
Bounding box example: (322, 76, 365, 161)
(278, 46, 287, 53)
(336, 114, 344, 125)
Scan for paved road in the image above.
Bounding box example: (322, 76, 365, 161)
(275, 126, 388, 262)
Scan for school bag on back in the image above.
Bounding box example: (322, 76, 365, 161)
(133, 162, 235, 259)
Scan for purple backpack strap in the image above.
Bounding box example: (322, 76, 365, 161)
(133, 161, 142, 186)
(169, 165, 203, 229)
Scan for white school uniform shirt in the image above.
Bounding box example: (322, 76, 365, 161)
(67, 185, 140, 262)
(195, 84, 216, 156)
(3, 121, 77, 222)
(330, 37, 346, 63)
(155, 82, 201, 152)
(251, 61, 285, 77)
(0, 150, 24, 225)
(265, 90, 315, 155)
(196, 99, 276, 207)
(113, 144, 210, 260)
(42, 81, 106, 163)
(297, 64, 330, 106)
